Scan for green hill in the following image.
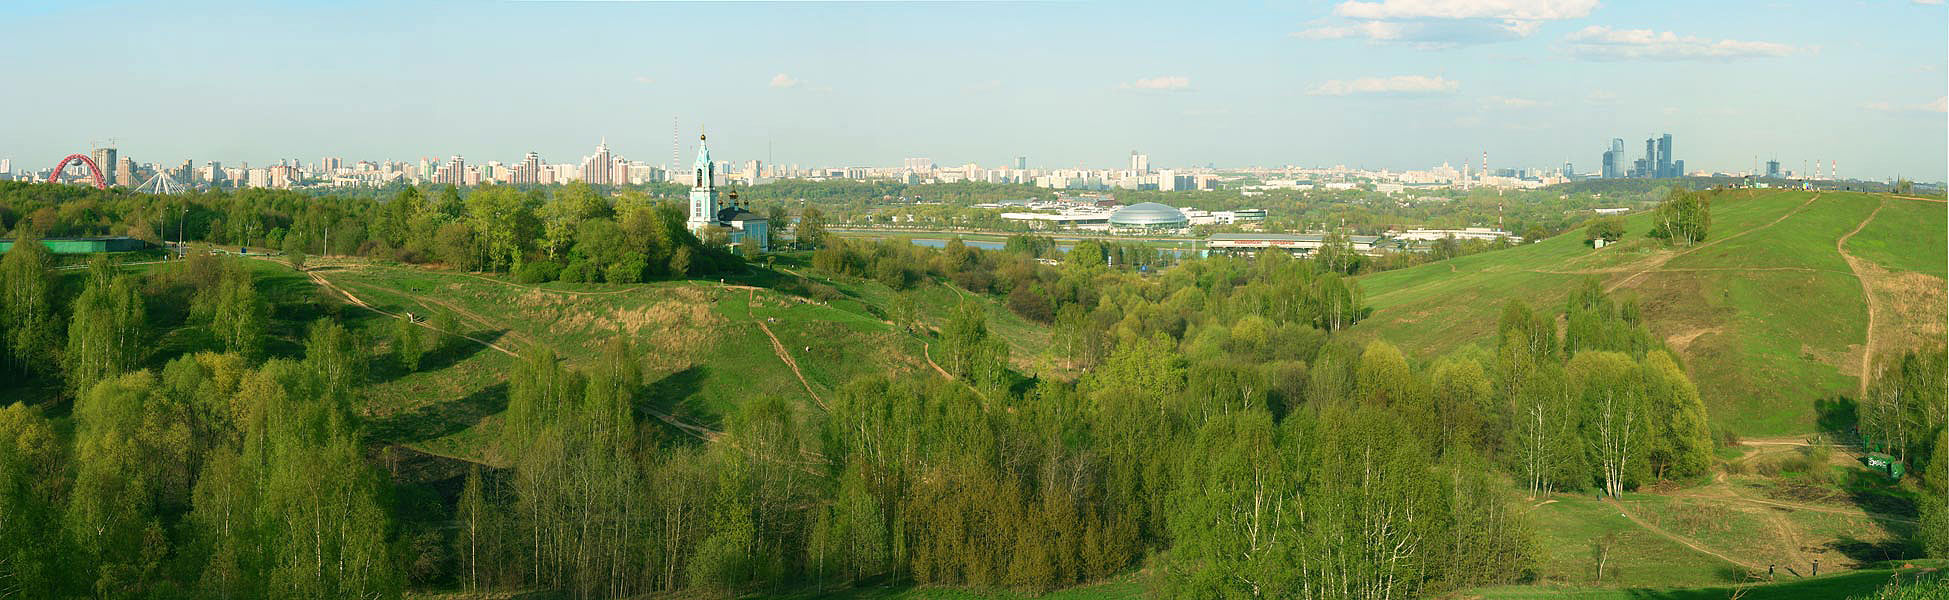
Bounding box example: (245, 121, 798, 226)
(300, 258, 1044, 466)
(1352, 190, 1947, 436)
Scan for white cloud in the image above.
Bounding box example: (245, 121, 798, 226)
(633, 76, 655, 84)
(1863, 97, 1948, 113)
(963, 79, 1002, 93)
(1585, 89, 1618, 103)
(1299, 0, 1594, 47)
(1334, 0, 1598, 21)
(1916, 0, 1944, 5)
(769, 73, 800, 89)
(1486, 95, 1546, 108)
(1295, 21, 1406, 41)
(1121, 75, 1191, 91)
(1562, 26, 1801, 61)
(1308, 75, 1459, 96)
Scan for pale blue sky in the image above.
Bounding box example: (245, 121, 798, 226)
(3, 0, 1944, 180)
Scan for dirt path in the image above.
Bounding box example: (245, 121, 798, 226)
(1529, 266, 1855, 277)
(346, 278, 545, 349)
(1834, 196, 1886, 398)
(921, 342, 954, 380)
(1607, 498, 1761, 571)
(750, 289, 827, 410)
(1604, 193, 1822, 294)
(279, 259, 727, 444)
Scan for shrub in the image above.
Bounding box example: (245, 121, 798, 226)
(1584, 216, 1626, 244)
(606, 252, 647, 284)
(559, 259, 592, 283)
(514, 260, 561, 284)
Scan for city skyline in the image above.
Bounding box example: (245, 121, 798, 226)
(2, 0, 1944, 180)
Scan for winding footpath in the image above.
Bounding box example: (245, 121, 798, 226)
(1833, 196, 1886, 399)
(748, 288, 827, 410)
(1602, 192, 1822, 294)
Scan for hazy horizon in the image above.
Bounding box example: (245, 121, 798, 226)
(3, 0, 1945, 180)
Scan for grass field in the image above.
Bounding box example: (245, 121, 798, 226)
(1842, 195, 1948, 278)
(747, 577, 1144, 600)
(1473, 566, 1940, 600)
(291, 260, 961, 465)
(1352, 191, 1946, 437)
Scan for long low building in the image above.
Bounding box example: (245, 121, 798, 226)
(999, 212, 1112, 225)
(1206, 233, 1385, 255)
(1391, 227, 1522, 243)
(0, 236, 151, 254)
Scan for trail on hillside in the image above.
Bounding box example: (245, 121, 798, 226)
(750, 289, 828, 410)
(921, 342, 954, 380)
(1365, 193, 1824, 305)
(1604, 193, 1822, 294)
(1527, 266, 1855, 277)
(284, 260, 725, 445)
(1607, 498, 1760, 571)
(349, 278, 545, 349)
(1834, 197, 1887, 399)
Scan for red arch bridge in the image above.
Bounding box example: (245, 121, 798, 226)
(47, 153, 108, 190)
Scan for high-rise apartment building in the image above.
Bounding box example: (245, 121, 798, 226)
(1015, 156, 1027, 170)
(581, 141, 617, 185)
(116, 157, 136, 188)
(92, 147, 118, 186)
(1129, 151, 1149, 174)
(434, 156, 466, 185)
(514, 152, 542, 185)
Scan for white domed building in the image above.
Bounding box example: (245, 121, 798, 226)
(1108, 202, 1190, 231)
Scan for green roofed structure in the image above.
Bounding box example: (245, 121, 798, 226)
(0, 236, 152, 254)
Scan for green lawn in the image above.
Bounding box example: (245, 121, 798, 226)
(747, 577, 1144, 600)
(1351, 191, 1930, 437)
(1843, 195, 1949, 277)
(1524, 493, 1743, 588)
(1666, 191, 1878, 272)
(1473, 566, 1941, 600)
(308, 262, 945, 463)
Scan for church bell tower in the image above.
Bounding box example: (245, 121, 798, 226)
(687, 133, 718, 231)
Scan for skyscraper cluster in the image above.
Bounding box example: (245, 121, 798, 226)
(1600, 133, 1683, 179)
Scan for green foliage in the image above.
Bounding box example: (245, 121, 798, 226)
(283, 234, 307, 271)
(193, 259, 270, 359)
(67, 370, 195, 597)
(1584, 215, 1626, 243)
(797, 206, 830, 249)
(1648, 188, 1711, 244)
(0, 403, 67, 598)
(1568, 351, 1648, 497)
(1641, 350, 1712, 481)
(1922, 435, 1948, 558)
(65, 256, 146, 397)
(0, 227, 58, 377)
(392, 315, 426, 372)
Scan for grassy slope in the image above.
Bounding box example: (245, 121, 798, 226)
(1473, 566, 1938, 600)
(314, 263, 952, 465)
(1352, 191, 1946, 437)
(747, 577, 1144, 600)
(1843, 196, 1949, 278)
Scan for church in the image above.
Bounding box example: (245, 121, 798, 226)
(685, 134, 768, 252)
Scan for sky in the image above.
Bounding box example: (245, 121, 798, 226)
(2, 0, 1945, 180)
